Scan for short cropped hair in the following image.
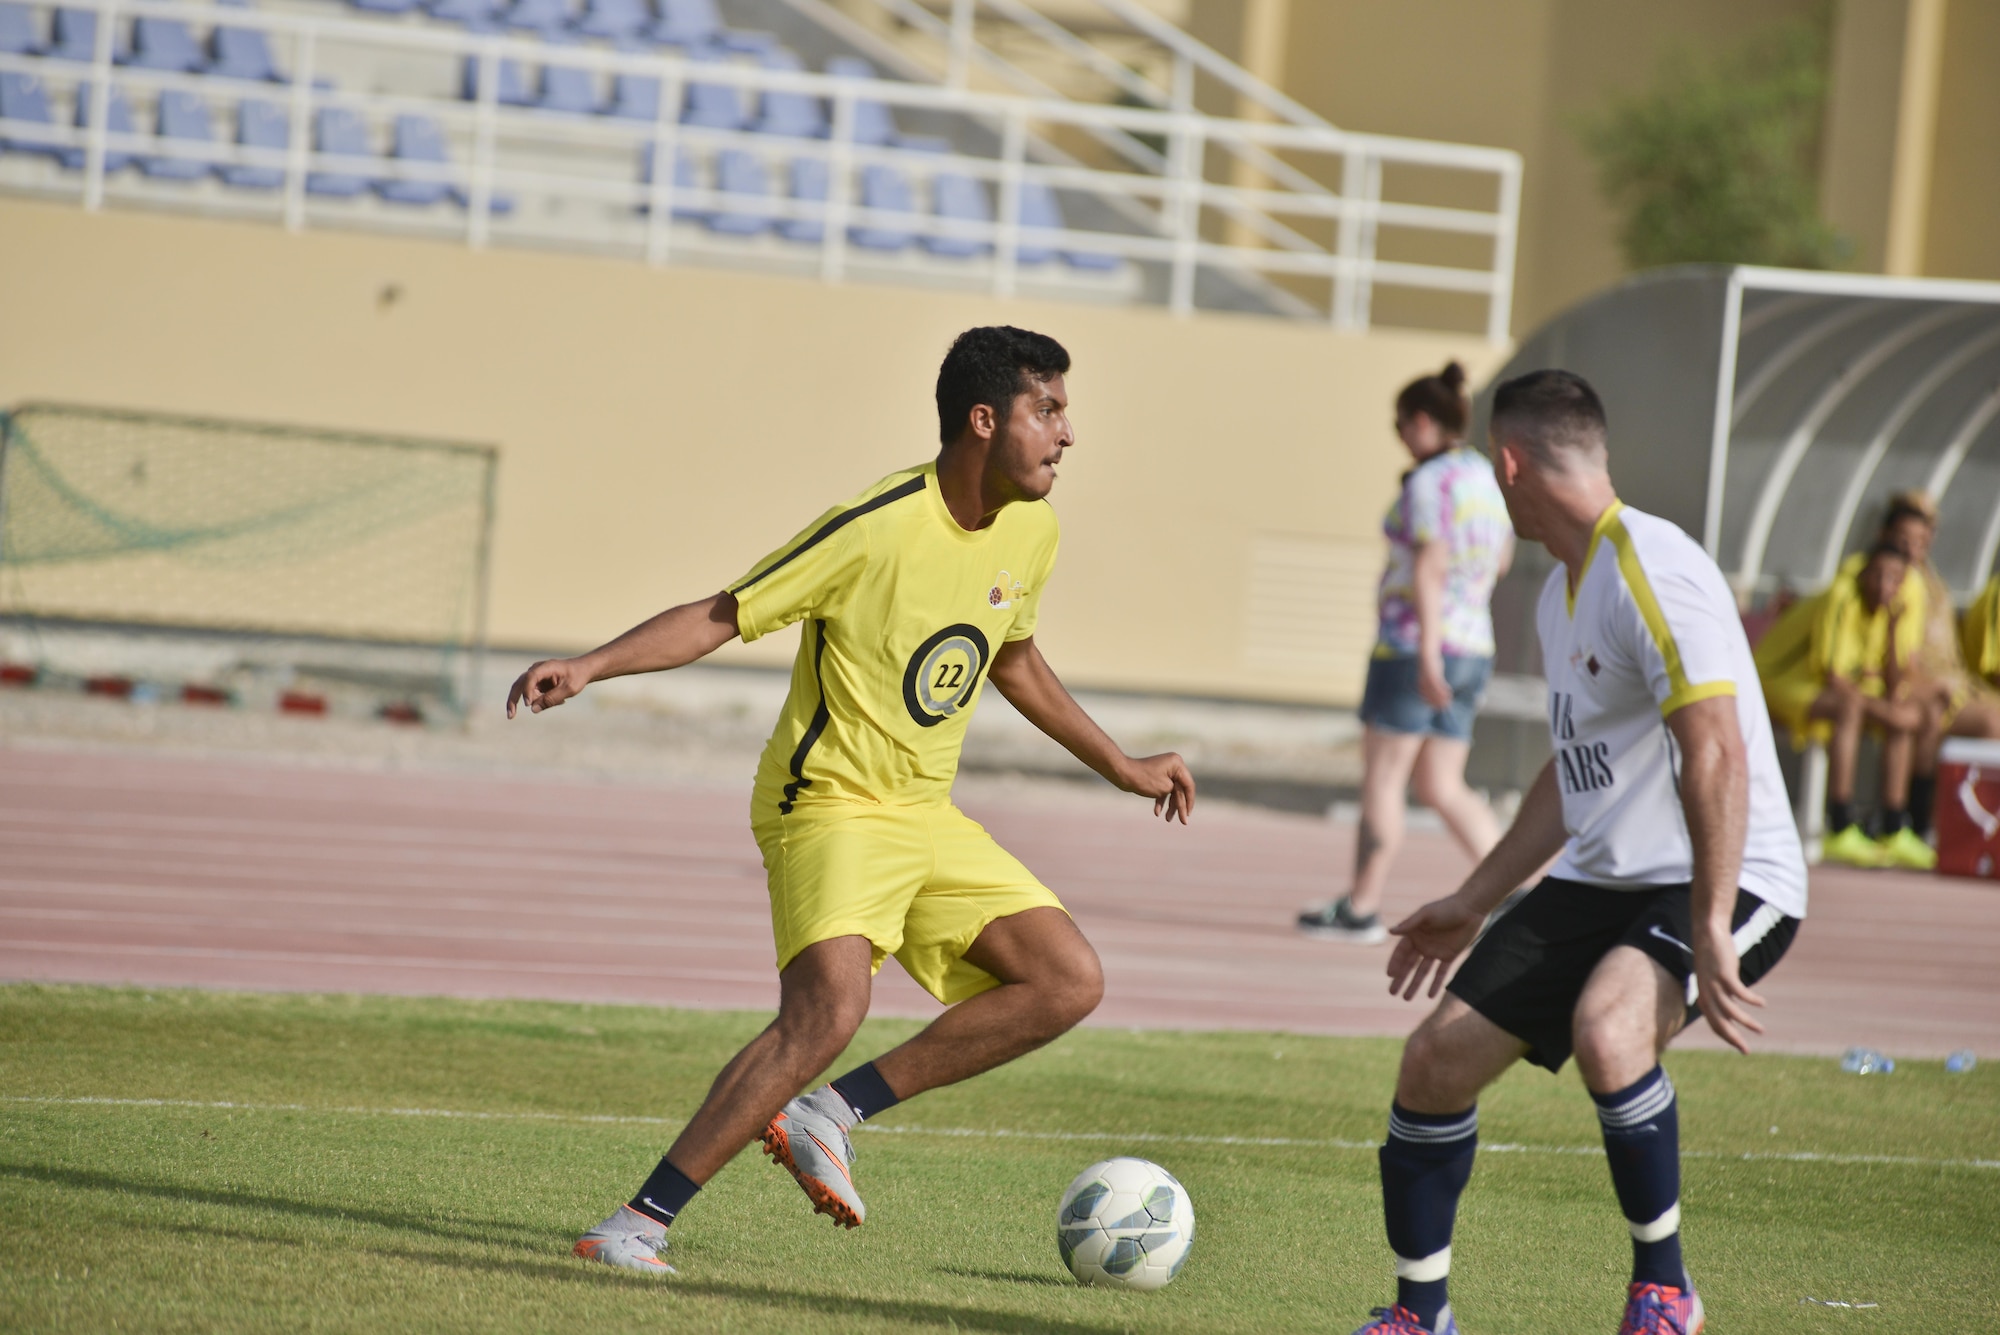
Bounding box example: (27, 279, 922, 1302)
(1396, 361, 1470, 436)
(1490, 369, 1608, 465)
(936, 326, 1071, 446)
(1869, 538, 1911, 565)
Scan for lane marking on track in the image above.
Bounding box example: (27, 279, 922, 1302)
(4, 1096, 1995, 1172)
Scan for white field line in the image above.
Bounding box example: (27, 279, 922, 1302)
(4, 1096, 1996, 1173)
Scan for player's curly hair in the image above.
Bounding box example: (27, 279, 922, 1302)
(1395, 360, 1469, 436)
(936, 326, 1071, 446)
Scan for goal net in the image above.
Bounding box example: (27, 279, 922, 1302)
(0, 404, 497, 717)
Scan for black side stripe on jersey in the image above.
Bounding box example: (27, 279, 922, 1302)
(779, 619, 832, 815)
(731, 474, 927, 596)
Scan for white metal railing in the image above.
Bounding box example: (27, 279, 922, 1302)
(0, 0, 1521, 336)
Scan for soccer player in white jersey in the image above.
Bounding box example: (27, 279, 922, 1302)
(1346, 371, 1807, 1335)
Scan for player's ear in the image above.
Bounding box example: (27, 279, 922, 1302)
(1494, 439, 1524, 487)
(966, 402, 998, 443)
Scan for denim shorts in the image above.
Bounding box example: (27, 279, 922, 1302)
(1359, 652, 1491, 742)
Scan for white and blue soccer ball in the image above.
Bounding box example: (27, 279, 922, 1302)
(1056, 1157, 1195, 1290)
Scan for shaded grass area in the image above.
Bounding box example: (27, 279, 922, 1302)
(0, 984, 1994, 1332)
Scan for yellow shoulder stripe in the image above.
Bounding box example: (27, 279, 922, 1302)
(1605, 512, 1738, 719)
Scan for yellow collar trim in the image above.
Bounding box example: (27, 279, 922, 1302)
(1566, 500, 1625, 618)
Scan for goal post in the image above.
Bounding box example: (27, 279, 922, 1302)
(0, 403, 499, 717)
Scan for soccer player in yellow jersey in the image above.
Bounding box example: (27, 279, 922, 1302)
(506, 326, 1195, 1275)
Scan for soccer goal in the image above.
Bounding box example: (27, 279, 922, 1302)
(0, 404, 498, 719)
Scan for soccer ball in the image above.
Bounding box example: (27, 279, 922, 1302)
(1055, 1157, 1194, 1290)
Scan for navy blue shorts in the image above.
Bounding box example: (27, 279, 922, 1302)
(1359, 652, 1491, 742)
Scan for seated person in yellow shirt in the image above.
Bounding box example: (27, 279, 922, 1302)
(1755, 542, 1930, 868)
(1965, 571, 2000, 693)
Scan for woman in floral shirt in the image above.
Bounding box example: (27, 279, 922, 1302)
(1300, 362, 1513, 942)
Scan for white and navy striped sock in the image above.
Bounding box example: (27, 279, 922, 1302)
(1592, 1066, 1685, 1288)
(1380, 1103, 1477, 1329)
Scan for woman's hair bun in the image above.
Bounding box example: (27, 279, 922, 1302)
(1439, 361, 1467, 392)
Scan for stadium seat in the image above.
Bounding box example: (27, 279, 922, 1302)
(220, 97, 286, 188)
(752, 48, 824, 139)
(143, 89, 217, 179)
(605, 62, 661, 120)
(925, 171, 989, 257)
(427, 0, 500, 27)
(575, 0, 648, 41)
(503, 0, 571, 36)
(850, 162, 914, 250)
(538, 47, 602, 114)
(707, 147, 771, 234)
(49, 9, 124, 62)
(823, 56, 896, 146)
(778, 154, 825, 242)
(128, 16, 207, 73)
(351, 0, 423, 12)
(635, 138, 703, 219)
(681, 46, 748, 130)
(0, 3, 44, 55)
(0, 71, 61, 157)
(306, 105, 376, 196)
(1016, 180, 1118, 270)
(209, 1, 286, 84)
(651, 0, 769, 53)
(460, 46, 534, 106)
(59, 82, 137, 170)
(377, 113, 453, 204)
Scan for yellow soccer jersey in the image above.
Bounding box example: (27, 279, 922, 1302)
(1965, 574, 2000, 682)
(730, 461, 1059, 812)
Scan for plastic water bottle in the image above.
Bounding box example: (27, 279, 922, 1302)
(1946, 1049, 1977, 1074)
(1840, 1047, 1894, 1075)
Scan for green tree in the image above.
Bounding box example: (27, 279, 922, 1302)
(1581, 12, 1849, 270)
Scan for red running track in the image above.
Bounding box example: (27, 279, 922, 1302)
(2, 746, 1996, 1057)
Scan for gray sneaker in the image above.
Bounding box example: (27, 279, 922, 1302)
(1297, 896, 1387, 944)
(762, 1089, 866, 1228)
(572, 1204, 675, 1276)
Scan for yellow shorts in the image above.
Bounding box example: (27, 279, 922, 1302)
(750, 798, 1066, 1005)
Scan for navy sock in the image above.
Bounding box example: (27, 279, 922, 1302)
(1380, 1103, 1477, 1328)
(1827, 799, 1856, 834)
(1592, 1066, 1684, 1288)
(628, 1158, 700, 1228)
(1881, 807, 1911, 835)
(829, 1061, 901, 1122)
(1910, 775, 1937, 837)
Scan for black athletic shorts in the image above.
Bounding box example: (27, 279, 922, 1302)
(1446, 876, 1800, 1072)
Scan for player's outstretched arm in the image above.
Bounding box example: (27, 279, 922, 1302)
(1386, 757, 1568, 1000)
(1667, 694, 1763, 1053)
(506, 591, 741, 718)
(986, 637, 1194, 823)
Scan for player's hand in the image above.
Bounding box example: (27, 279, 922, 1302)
(1417, 655, 1453, 711)
(1385, 894, 1486, 1001)
(1691, 918, 1765, 1054)
(1117, 752, 1195, 824)
(507, 658, 593, 717)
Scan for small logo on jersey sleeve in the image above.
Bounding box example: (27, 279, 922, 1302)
(986, 570, 1025, 610)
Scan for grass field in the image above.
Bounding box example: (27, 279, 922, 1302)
(1, 985, 1993, 1332)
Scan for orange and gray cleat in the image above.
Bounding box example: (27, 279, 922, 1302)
(762, 1091, 867, 1228)
(1617, 1281, 1704, 1334)
(572, 1204, 675, 1276)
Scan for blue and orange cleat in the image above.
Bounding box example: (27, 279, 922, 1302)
(1350, 1305, 1458, 1334)
(1618, 1281, 1704, 1334)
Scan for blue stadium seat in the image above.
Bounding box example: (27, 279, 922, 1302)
(209, 1, 286, 83)
(49, 9, 124, 62)
(850, 162, 913, 250)
(0, 72, 61, 156)
(428, 0, 500, 27)
(461, 45, 534, 106)
(60, 82, 137, 170)
(377, 113, 452, 204)
(707, 147, 771, 234)
(0, 3, 44, 55)
(925, 171, 989, 257)
(143, 89, 216, 178)
(605, 61, 660, 120)
(538, 47, 601, 114)
(220, 97, 286, 188)
(307, 105, 376, 196)
(576, 0, 648, 41)
(1016, 180, 1117, 270)
(680, 46, 746, 130)
(635, 138, 703, 219)
(651, 0, 768, 53)
(352, 0, 423, 12)
(128, 16, 206, 72)
(752, 48, 823, 139)
(778, 154, 824, 242)
(823, 56, 895, 146)
(503, 0, 570, 35)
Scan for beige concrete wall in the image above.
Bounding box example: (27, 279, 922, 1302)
(1926, 0, 2000, 280)
(0, 197, 1503, 705)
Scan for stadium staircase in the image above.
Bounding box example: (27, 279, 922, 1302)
(0, 0, 1520, 333)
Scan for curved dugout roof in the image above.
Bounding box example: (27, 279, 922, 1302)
(1473, 265, 2000, 678)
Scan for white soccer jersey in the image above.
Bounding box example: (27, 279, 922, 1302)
(1538, 502, 1807, 918)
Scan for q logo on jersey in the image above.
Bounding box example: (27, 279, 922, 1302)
(903, 623, 991, 728)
